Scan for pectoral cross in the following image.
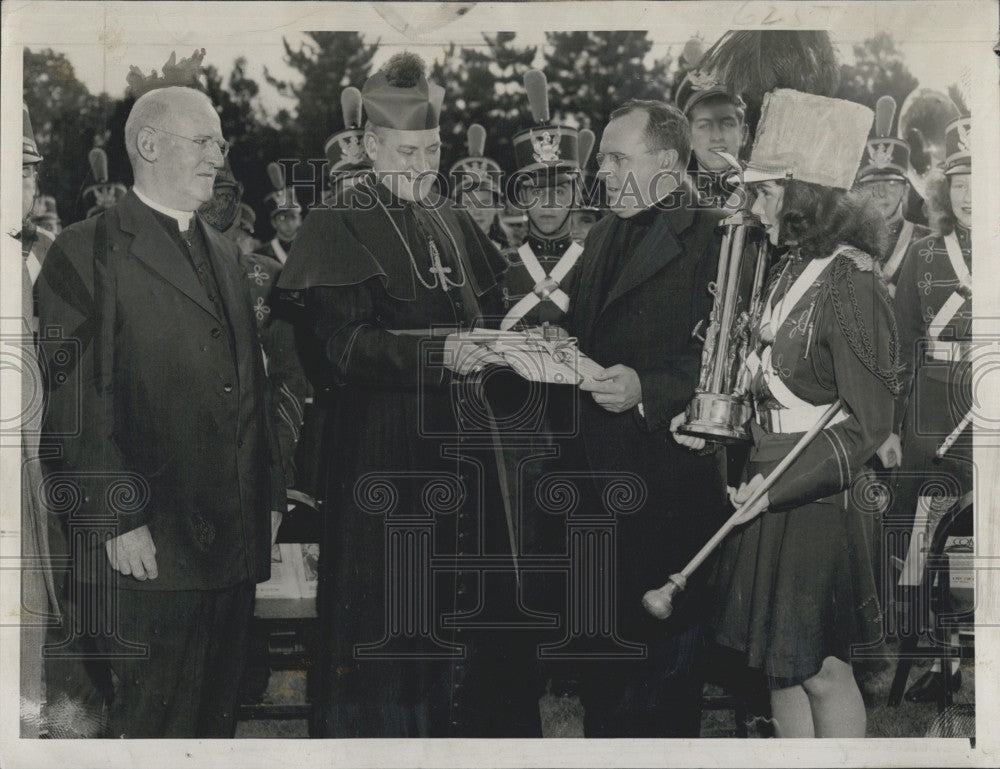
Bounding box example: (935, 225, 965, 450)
(427, 236, 452, 291)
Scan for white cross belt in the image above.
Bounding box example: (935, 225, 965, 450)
(500, 241, 582, 330)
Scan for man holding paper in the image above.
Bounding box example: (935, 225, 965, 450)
(566, 99, 729, 737)
(276, 52, 541, 738)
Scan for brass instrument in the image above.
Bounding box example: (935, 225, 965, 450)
(677, 152, 772, 443)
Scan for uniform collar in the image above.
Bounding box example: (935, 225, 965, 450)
(526, 230, 572, 256)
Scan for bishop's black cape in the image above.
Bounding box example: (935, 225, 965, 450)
(276, 180, 543, 738)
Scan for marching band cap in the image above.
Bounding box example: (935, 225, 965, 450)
(84, 147, 128, 217)
(512, 69, 580, 182)
(943, 115, 971, 175)
(263, 161, 301, 217)
(856, 95, 910, 184)
(325, 87, 371, 178)
(451, 124, 503, 198)
(23, 103, 42, 164)
(673, 37, 746, 117)
(361, 52, 444, 131)
(741, 89, 874, 190)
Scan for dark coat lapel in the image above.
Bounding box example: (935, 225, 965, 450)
(117, 190, 219, 318)
(575, 216, 616, 346)
(599, 182, 697, 318)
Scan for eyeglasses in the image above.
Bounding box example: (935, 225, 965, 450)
(595, 147, 663, 170)
(150, 127, 230, 158)
(22, 165, 38, 179)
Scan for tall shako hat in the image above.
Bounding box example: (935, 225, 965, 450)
(943, 115, 971, 175)
(361, 52, 444, 131)
(673, 36, 746, 116)
(84, 147, 128, 217)
(23, 103, 42, 164)
(742, 89, 874, 191)
(856, 95, 910, 184)
(450, 124, 502, 199)
(574, 128, 601, 212)
(512, 70, 580, 181)
(325, 87, 370, 178)
(263, 162, 301, 217)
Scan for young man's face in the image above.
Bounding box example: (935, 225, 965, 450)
(688, 99, 745, 173)
(22, 164, 38, 221)
(272, 209, 302, 241)
(521, 177, 575, 236)
(860, 178, 908, 222)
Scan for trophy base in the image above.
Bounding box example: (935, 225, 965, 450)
(678, 393, 752, 444)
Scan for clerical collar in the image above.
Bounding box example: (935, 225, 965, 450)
(133, 187, 194, 231)
(627, 201, 662, 228)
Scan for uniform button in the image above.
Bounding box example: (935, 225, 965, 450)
(208, 294, 217, 302)
(223, 383, 233, 393)
(211, 327, 221, 338)
(237, 439, 244, 448)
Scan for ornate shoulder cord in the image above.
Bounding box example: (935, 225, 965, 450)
(829, 255, 902, 394)
(373, 193, 467, 292)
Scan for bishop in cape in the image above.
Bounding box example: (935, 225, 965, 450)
(276, 52, 542, 738)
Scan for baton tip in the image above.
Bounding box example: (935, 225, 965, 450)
(642, 589, 674, 620)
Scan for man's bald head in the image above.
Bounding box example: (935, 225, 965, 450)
(125, 86, 225, 211)
(125, 87, 215, 167)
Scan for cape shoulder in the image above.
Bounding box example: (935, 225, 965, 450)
(835, 246, 878, 274)
(274, 196, 388, 293)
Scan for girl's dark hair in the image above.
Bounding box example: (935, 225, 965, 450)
(923, 168, 957, 236)
(778, 179, 889, 262)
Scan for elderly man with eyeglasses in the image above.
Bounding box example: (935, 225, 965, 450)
(564, 99, 729, 737)
(37, 85, 285, 738)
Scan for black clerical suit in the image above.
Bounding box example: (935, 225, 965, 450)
(566, 181, 729, 737)
(37, 190, 284, 737)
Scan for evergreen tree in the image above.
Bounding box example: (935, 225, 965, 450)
(23, 48, 122, 225)
(543, 32, 672, 131)
(431, 32, 537, 181)
(835, 33, 919, 112)
(265, 32, 378, 162)
(204, 59, 297, 232)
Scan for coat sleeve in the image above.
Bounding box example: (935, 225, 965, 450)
(36, 224, 150, 535)
(767, 265, 896, 509)
(302, 280, 450, 389)
(261, 311, 312, 489)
